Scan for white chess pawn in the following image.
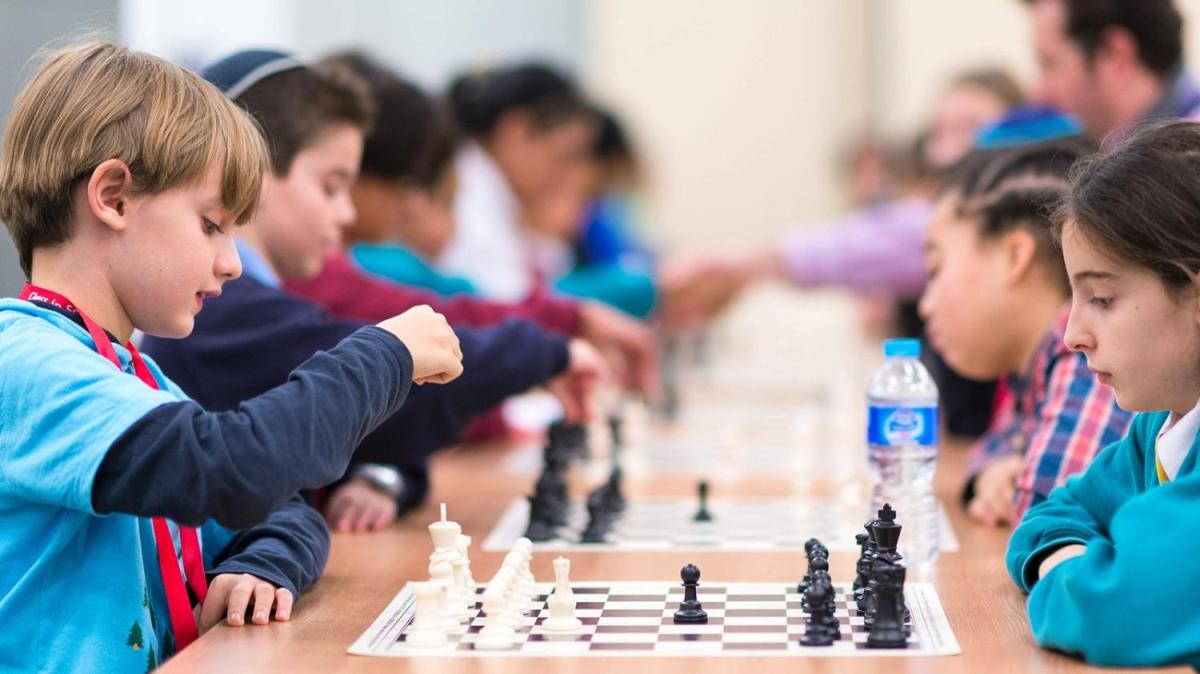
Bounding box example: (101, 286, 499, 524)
(475, 583, 516, 649)
(430, 558, 467, 627)
(513, 539, 537, 608)
(495, 567, 524, 631)
(405, 582, 448, 648)
(451, 555, 475, 613)
(456, 534, 476, 588)
(541, 557, 582, 632)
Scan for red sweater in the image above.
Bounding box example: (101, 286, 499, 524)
(285, 251, 582, 336)
(284, 251, 582, 442)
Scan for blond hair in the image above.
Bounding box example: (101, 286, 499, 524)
(0, 42, 269, 277)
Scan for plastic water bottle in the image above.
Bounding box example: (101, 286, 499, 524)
(866, 338, 939, 566)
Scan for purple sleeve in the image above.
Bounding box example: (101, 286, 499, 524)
(778, 198, 932, 300)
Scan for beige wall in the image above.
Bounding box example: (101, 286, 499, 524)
(583, 0, 1200, 252)
(583, 0, 869, 252)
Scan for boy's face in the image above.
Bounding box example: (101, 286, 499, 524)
(919, 194, 1022, 380)
(112, 162, 242, 338)
(499, 115, 595, 205)
(924, 85, 1009, 172)
(1061, 220, 1200, 414)
(256, 123, 363, 280)
(350, 166, 458, 261)
(526, 156, 601, 241)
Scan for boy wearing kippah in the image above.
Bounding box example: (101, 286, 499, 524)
(0, 43, 462, 671)
(142, 50, 607, 532)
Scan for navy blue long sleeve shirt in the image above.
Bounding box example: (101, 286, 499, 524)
(32, 299, 414, 597)
(141, 275, 570, 507)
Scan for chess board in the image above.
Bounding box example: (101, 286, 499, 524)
(482, 497, 959, 553)
(348, 581, 960, 657)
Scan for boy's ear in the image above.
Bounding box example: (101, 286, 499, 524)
(86, 158, 134, 232)
(1001, 228, 1039, 287)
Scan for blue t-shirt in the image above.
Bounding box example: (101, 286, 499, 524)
(0, 300, 233, 673)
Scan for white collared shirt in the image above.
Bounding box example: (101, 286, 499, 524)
(439, 143, 534, 302)
(1154, 398, 1200, 481)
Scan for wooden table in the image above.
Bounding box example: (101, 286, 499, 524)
(161, 436, 1185, 674)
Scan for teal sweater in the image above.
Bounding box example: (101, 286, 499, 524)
(1007, 410, 1200, 667)
(350, 242, 477, 297)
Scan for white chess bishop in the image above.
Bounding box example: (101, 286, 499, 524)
(541, 556, 582, 632)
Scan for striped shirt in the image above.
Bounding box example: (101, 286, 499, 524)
(967, 306, 1133, 521)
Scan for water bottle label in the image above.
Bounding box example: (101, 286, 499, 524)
(867, 405, 938, 446)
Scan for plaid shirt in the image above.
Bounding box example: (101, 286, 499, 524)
(967, 306, 1133, 521)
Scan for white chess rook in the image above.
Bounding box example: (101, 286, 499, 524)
(405, 582, 448, 648)
(541, 556, 582, 632)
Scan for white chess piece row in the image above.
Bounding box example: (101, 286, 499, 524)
(406, 507, 584, 650)
(476, 537, 540, 649)
(407, 504, 476, 648)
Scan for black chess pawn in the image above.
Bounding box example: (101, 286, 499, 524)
(692, 480, 713, 522)
(853, 532, 871, 600)
(866, 558, 909, 648)
(799, 575, 835, 646)
(673, 564, 708, 623)
(579, 490, 611, 543)
(799, 556, 828, 610)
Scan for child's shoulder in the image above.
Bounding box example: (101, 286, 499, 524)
(0, 298, 91, 352)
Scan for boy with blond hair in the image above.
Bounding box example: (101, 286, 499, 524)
(0, 42, 462, 671)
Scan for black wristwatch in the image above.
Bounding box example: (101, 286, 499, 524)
(349, 463, 406, 499)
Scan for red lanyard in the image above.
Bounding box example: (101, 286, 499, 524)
(20, 284, 208, 649)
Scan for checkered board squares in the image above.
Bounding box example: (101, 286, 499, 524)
(482, 497, 959, 553)
(348, 581, 960, 658)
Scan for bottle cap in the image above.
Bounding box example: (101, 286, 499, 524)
(883, 338, 921, 358)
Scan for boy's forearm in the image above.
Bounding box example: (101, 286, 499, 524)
(92, 328, 413, 529)
(206, 494, 330, 597)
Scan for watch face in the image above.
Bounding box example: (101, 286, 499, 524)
(357, 465, 404, 497)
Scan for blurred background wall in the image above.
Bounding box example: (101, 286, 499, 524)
(4, 0, 1200, 294)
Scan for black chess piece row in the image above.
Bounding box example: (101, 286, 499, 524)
(798, 538, 839, 646)
(523, 421, 586, 541)
(855, 503, 910, 649)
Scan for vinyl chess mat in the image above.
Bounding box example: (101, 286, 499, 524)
(482, 497, 959, 553)
(348, 581, 960, 658)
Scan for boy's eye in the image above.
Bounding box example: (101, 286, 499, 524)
(202, 218, 223, 235)
(1088, 296, 1112, 309)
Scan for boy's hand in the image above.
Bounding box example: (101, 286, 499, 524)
(325, 477, 398, 533)
(967, 454, 1024, 526)
(549, 339, 609, 423)
(377, 305, 463, 384)
(578, 302, 660, 401)
(197, 573, 292, 636)
(1038, 543, 1086, 580)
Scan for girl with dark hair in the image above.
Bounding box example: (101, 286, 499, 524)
(1008, 120, 1200, 667)
(440, 63, 597, 302)
(920, 136, 1132, 529)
